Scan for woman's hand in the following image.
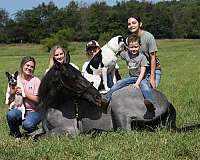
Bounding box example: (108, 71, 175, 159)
(150, 78, 156, 89)
(15, 87, 22, 95)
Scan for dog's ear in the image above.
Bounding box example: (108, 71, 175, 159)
(5, 72, 11, 79)
(14, 71, 18, 78)
(118, 36, 126, 44)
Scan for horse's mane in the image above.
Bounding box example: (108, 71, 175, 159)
(39, 62, 93, 108)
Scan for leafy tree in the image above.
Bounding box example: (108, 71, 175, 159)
(87, 2, 111, 40)
(2, 0, 200, 42)
(0, 9, 10, 43)
(98, 32, 113, 46)
(40, 28, 72, 51)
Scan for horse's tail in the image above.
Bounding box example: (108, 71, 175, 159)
(175, 124, 200, 132)
(167, 103, 200, 132)
(164, 102, 177, 130)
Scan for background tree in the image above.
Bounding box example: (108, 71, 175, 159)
(0, 9, 10, 43)
(1, 0, 200, 43)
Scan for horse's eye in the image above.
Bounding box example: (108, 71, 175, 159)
(72, 74, 77, 79)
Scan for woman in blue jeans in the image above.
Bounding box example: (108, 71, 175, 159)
(6, 56, 41, 138)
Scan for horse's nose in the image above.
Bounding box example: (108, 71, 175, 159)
(96, 94, 101, 100)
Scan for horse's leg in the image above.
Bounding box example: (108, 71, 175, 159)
(161, 102, 176, 130)
(43, 108, 80, 136)
(112, 111, 132, 130)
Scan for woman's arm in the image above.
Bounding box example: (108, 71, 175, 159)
(150, 52, 156, 88)
(25, 93, 40, 103)
(16, 86, 40, 104)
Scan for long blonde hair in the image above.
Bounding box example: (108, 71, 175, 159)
(48, 45, 67, 69)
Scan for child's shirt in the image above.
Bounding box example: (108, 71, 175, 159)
(120, 51, 148, 77)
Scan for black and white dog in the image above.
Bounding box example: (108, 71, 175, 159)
(5, 71, 26, 120)
(85, 35, 127, 93)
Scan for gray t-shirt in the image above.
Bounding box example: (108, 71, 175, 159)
(128, 31, 160, 67)
(120, 51, 148, 77)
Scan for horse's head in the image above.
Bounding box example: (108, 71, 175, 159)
(52, 53, 101, 106)
(107, 35, 127, 54)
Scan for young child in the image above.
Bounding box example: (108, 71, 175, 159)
(102, 34, 155, 109)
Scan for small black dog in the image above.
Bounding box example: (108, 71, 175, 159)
(5, 71, 26, 120)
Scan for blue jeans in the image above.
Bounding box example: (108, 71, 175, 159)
(6, 109, 41, 137)
(107, 73, 114, 88)
(106, 76, 154, 102)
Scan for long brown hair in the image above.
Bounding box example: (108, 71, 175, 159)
(128, 16, 144, 29)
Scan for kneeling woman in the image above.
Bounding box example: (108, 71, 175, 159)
(6, 56, 41, 138)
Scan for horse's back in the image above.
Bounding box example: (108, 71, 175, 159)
(110, 85, 172, 129)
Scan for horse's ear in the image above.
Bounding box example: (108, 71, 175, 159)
(53, 57, 62, 69)
(65, 51, 70, 64)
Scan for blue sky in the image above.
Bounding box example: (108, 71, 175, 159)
(0, 0, 160, 16)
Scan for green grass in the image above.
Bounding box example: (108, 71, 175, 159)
(0, 40, 200, 159)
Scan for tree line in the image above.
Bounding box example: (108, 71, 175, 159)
(0, 0, 200, 44)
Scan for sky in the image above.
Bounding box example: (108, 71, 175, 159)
(0, 0, 160, 16)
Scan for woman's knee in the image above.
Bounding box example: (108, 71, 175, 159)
(22, 120, 37, 132)
(6, 109, 20, 121)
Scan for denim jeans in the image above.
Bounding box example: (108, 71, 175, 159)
(6, 109, 41, 137)
(146, 69, 161, 88)
(107, 73, 114, 88)
(106, 76, 154, 102)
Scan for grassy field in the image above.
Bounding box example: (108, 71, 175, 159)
(0, 40, 200, 160)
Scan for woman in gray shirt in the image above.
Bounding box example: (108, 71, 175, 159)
(127, 16, 161, 89)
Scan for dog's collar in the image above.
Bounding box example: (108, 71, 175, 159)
(106, 43, 118, 53)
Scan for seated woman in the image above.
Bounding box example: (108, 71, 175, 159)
(46, 45, 79, 73)
(6, 56, 41, 138)
(82, 40, 121, 90)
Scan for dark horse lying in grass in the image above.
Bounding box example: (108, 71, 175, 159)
(33, 52, 199, 137)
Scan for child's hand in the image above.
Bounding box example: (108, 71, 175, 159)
(133, 83, 140, 89)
